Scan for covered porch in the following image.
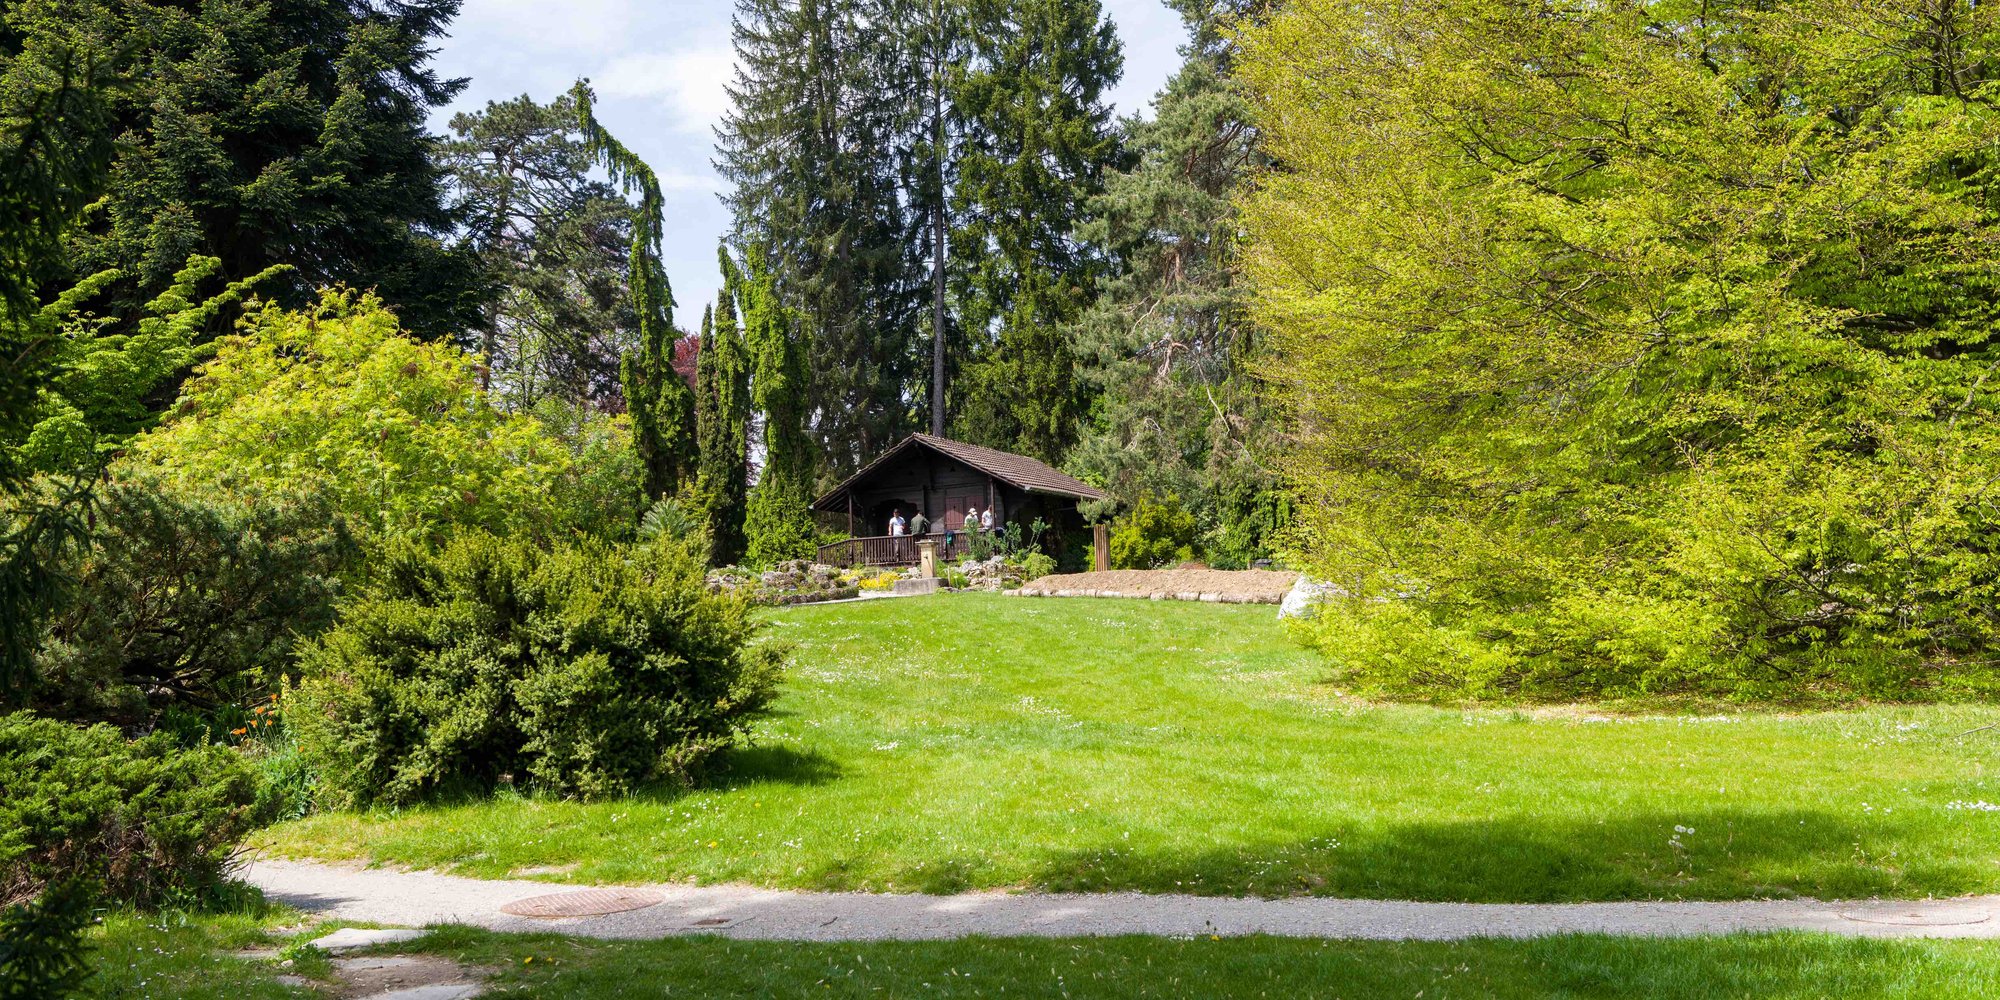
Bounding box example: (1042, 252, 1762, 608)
(811, 433, 1107, 568)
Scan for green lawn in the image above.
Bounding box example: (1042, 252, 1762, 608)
(260, 594, 2000, 902)
(99, 919, 2000, 1000)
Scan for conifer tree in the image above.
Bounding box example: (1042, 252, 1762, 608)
(1068, 0, 1280, 564)
(732, 247, 818, 566)
(719, 0, 924, 476)
(948, 0, 1124, 463)
(441, 93, 638, 412)
(695, 262, 752, 566)
(15, 0, 483, 339)
(572, 82, 695, 502)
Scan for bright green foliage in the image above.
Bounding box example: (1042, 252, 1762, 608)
(0, 878, 93, 1000)
(289, 533, 783, 806)
(572, 81, 695, 502)
(694, 269, 752, 566)
(442, 92, 639, 412)
(262, 596, 2000, 902)
(0, 711, 258, 907)
(734, 248, 820, 566)
(1109, 493, 1197, 569)
(1241, 0, 2000, 699)
(125, 290, 612, 541)
(18, 256, 286, 475)
(950, 0, 1123, 463)
(12, 0, 481, 339)
(1068, 1, 1281, 567)
(34, 472, 352, 726)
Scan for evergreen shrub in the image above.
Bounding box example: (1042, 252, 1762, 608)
(1110, 494, 1197, 569)
(0, 713, 259, 907)
(290, 533, 784, 807)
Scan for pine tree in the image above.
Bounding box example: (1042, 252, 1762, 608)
(26, 0, 483, 340)
(1067, 0, 1279, 564)
(695, 262, 752, 566)
(441, 93, 638, 412)
(719, 0, 927, 476)
(572, 82, 695, 502)
(948, 0, 1124, 463)
(732, 246, 818, 566)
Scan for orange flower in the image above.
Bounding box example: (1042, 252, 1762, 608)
(230, 728, 248, 736)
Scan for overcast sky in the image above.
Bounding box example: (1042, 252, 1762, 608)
(429, 0, 1190, 328)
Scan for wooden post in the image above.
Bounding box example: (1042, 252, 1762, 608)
(1093, 523, 1110, 572)
(918, 539, 938, 579)
(847, 494, 854, 537)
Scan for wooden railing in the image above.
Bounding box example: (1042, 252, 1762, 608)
(817, 532, 967, 567)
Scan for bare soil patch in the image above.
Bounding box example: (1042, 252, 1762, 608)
(1016, 568, 1297, 604)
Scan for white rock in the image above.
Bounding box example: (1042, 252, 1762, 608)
(307, 927, 430, 953)
(1278, 576, 1342, 620)
(362, 987, 484, 1000)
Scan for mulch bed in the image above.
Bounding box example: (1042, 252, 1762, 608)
(1013, 568, 1297, 604)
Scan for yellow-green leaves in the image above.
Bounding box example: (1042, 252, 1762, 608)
(128, 289, 613, 542)
(1241, 0, 2000, 699)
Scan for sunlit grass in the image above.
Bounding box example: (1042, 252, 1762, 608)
(403, 926, 2000, 1000)
(259, 593, 2000, 901)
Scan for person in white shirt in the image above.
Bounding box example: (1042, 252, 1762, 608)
(888, 510, 906, 536)
(964, 506, 981, 532)
(980, 507, 994, 532)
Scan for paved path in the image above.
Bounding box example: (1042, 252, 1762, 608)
(243, 859, 2000, 942)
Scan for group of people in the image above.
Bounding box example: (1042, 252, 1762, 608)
(887, 505, 992, 537)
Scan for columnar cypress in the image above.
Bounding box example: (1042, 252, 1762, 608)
(695, 261, 753, 566)
(732, 246, 818, 566)
(572, 82, 695, 502)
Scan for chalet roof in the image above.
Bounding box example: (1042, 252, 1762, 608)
(812, 433, 1109, 512)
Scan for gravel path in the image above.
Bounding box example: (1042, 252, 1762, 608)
(243, 860, 2000, 942)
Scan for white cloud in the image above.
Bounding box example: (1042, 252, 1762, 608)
(594, 48, 737, 133)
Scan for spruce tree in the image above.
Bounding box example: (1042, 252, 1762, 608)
(572, 82, 695, 502)
(948, 0, 1124, 463)
(22, 0, 483, 339)
(732, 246, 818, 566)
(719, 0, 926, 475)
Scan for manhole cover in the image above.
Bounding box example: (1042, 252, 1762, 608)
(500, 888, 665, 918)
(1838, 909, 1992, 928)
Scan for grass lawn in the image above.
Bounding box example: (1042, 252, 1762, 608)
(94, 917, 2000, 1000)
(260, 593, 2000, 902)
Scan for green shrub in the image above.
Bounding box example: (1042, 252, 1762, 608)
(126, 291, 626, 542)
(291, 533, 784, 807)
(1011, 551, 1057, 581)
(1110, 494, 1197, 570)
(0, 879, 95, 1000)
(33, 472, 353, 725)
(0, 713, 259, 907)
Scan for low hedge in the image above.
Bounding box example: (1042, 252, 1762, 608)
(0, 713, 260, 908)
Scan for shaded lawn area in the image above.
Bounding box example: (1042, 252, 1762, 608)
(144, 922, 2000, 1000)
(260, 594, 2000, 902)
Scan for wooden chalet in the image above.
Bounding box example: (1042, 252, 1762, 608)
(812, 433, 1108, 567)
